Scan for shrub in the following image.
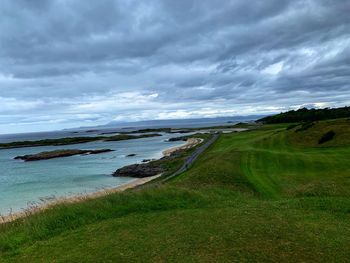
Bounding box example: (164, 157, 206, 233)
(286, 124, 299, 130)
(295, 122, 314, 132)
(318, 130, 335, 144)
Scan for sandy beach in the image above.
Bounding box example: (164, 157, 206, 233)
(163, 138, 203, 156)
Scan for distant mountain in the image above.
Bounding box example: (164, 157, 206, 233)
(104, 115, 265, 129)
(63, 114, 266, 134)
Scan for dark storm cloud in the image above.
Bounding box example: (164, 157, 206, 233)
(0, 0, 349, 133)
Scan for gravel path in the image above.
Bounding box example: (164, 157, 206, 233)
(163, 133, 220, 182)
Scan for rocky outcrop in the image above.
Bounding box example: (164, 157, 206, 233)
(168, 136, 188, 142)
(112, 162, 164, 178)
(142, 158, 156, 163)
(14, 149, 113, 161)
(169, 130, 191, 134)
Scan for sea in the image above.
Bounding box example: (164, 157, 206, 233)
(0, 116, 260, 215)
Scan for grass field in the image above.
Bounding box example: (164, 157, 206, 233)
(1, 119, 350, 262)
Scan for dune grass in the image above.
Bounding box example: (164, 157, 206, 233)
(1, 120, 350, 262)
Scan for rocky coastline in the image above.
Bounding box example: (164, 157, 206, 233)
(112, 162, 164, 178)
(113, 137, 203, 178)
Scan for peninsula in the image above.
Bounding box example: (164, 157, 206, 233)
(0, 133, 162, 149)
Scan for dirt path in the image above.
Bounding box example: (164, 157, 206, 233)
(162, 133, 220, 182)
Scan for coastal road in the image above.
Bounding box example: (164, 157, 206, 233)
(162, 132, 220, 182)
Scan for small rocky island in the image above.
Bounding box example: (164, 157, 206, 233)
(15, 149, 113, 161)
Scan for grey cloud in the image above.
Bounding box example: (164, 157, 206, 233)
(0, 0, 349, 133)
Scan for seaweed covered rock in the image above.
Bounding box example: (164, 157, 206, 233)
(112, 162, 164, 178)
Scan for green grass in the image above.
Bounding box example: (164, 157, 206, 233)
(1, 119, 350, 262)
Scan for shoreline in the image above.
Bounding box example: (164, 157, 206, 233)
(0, 137, 201, 224)
(0, 174, 161, 224)
(162, 138, 203, 156)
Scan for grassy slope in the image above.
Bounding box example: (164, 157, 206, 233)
(1, 120, 350, 262)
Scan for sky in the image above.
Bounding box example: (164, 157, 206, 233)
(0, 0, 349, 134)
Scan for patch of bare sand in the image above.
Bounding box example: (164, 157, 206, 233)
(163, 138, 203, 156)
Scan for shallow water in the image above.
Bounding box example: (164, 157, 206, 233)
(0, 133, 186, 215)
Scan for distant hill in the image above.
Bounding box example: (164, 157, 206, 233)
(103, 115, 265, 129)
(258, 106, 350, 124)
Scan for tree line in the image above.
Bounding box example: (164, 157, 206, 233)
(258, 106, 350, 124)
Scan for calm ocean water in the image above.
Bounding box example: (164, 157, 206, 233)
(0, 132, 186, 215)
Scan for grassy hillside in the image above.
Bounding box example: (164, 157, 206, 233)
(1, 120, 350, 262)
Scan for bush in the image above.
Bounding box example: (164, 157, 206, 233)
(295, 122, 314, 132)
(286, 124, 299, 130)
(318, 131, 335, 144)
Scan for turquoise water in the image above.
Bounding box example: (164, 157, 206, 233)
(0, 133, 185, 215)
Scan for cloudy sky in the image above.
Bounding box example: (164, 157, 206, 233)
(0, 0, 349, 133)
